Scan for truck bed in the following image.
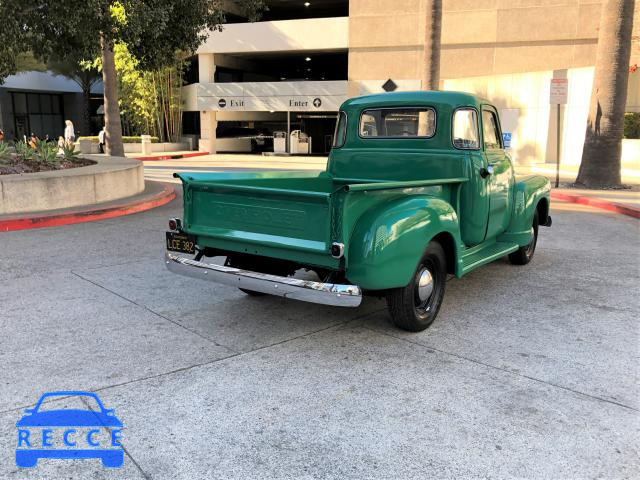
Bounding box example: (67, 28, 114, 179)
(176, 171, 466, 269)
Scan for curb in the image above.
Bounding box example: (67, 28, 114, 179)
(135, 151, 209, 161)
(0, 183, 176, 232)
(551, 191, 640, 219)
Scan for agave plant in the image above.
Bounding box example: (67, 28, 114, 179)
(15, 141, 35, 161)
(35, 139, 59, 166)
(62, 143, 81, 162)
(0, 141, 11, 165)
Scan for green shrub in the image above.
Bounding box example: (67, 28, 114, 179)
(77, 135, 160, 143)
(624, 112, 640, 139)
(35, 139, 59, 166)
(15, 141, 35, 161)
(62, 143, 81, 162)
(0, 141, 11, 165)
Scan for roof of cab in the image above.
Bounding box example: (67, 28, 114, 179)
(340, 90, 488, 111)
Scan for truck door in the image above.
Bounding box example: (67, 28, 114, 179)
(481, 106, 514, 240)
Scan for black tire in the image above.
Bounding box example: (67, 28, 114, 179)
(508, 210, 539, 265)
(386, 242, 447, 332)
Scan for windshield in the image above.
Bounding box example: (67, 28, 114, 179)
(36, 395, 101, 412)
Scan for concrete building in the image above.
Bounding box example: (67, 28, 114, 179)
(0, 71, 103, 142)
(185, 0, 639, 165)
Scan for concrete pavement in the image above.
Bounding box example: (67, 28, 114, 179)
(0, 186, 638, 478)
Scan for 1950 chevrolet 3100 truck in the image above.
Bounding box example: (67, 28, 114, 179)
(165, 91, 551, 331)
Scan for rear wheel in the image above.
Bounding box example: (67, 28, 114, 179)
(386, 242, 447, 332)
(508, 210, 539, 265)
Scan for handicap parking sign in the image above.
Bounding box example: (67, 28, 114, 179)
(502, 132, 512, 148)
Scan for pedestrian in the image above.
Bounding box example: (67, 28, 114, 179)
(64, 120, 75, 147)
(98, 126, 106, 153)
(28, 133, 38, 149)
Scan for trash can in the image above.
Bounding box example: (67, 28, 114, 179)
(290, 130, 311, 155)
(273, 131, 287, 154)
(141, 134, 152, 155)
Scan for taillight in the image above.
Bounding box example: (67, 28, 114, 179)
(331, 242, 345, 258)
(168, 218, 181, 231)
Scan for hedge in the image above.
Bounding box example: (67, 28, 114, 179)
(77, 136, 160, 143)
(624, 113, 640, 139)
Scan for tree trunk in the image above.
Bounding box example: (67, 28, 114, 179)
(423, 0, 442, 91)
(81, 82, 92, 137)
(575, 0, 635, 187)
(100, 33, 124, 157)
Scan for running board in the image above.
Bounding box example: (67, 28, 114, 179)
(461, 241, 519, 275)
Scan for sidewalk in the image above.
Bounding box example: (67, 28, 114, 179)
(515, 163, 640, 186)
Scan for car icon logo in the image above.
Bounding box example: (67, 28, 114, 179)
(15, 391, 123, 468)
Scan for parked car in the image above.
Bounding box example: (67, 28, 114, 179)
(165, 91, 551, 331)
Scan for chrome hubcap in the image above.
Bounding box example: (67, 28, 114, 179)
(417, 268, 434, 303)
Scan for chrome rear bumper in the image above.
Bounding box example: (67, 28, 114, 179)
(165, 251, 362, 307)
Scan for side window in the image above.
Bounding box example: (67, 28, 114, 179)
(482, 110, 502, 149)
(359, 108, 436, 138)
(332, 111, 347, 148)
(452, 108, 479, 149)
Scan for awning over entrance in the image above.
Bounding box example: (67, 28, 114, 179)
(185, 80, 348, 112)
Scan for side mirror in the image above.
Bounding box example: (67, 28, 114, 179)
(23, 408, 35, 414)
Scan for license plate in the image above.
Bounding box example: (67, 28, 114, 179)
(166, 231, 196, 254)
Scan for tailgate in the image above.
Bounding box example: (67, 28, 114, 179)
(180, 176, 333, 255)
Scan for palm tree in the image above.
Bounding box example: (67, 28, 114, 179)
(100, 34, 125, 157)
(575, 0, 635, 187)
(423, 0, 442, 91)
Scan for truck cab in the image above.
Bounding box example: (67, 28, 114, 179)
(166, 91, 551, 332)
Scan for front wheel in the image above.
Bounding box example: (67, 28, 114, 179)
(508, 210, 539, 265)
(386, 242, 447, 332)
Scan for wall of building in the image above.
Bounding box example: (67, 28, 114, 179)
(0, 89, 13, 139)
(348, 0, 607, 83)
(348, 0, 639, 165)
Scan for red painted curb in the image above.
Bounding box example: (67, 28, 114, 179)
(135, 151, 209, 161)
(0, 184, 176, 232)
(551, 191, 640, 219)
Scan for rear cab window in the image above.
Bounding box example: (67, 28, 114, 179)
(359, 108, 436, 138)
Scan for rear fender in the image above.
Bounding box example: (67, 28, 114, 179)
(346, 196, 462, 290)
(498, 175, 550, 246)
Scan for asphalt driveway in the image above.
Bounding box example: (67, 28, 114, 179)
(0, 187, 638, 479)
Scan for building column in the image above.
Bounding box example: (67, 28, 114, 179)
(198, 53, 216, 83)
(198, 111, 217, 153)
(198, 54, 216, 153)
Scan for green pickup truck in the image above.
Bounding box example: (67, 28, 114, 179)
(165, 91, 551, 331)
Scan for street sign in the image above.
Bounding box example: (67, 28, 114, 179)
(502, 132, 512, 148)
(550, 78, 568, 104)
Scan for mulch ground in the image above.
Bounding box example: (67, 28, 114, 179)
(0, 157, 95, 175)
